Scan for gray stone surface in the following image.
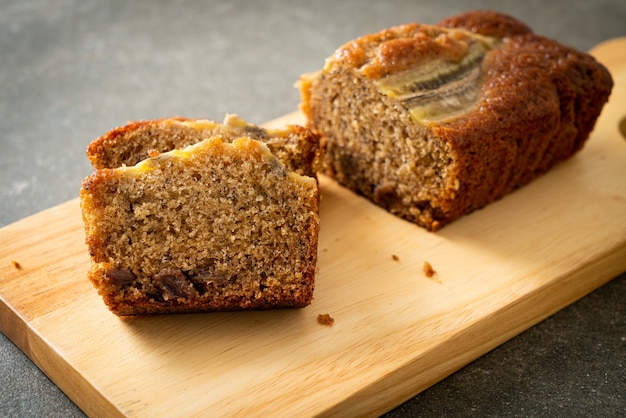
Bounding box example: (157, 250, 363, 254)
(1, 1, 624, 416)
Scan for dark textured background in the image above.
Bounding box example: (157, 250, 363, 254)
(1, 1, 624, 416)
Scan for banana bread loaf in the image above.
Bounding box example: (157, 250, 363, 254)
(299, 10, 613, 231)
(81, 119, 320, 316)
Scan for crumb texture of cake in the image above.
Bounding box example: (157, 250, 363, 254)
(81, 135, 320, 316)
(87, 114, 322, 177)
(299, 10, 613, 231)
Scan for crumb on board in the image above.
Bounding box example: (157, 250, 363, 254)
(423, 261, 435, 277)
(317, 313, 334, 326)
(11, 260, 22, 270)
(391, 254, 399, 261)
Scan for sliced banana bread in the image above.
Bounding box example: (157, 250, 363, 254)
(81, 120, 320, 316)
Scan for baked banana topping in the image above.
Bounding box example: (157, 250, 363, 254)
(318, 25, 501, 124)
(375, 32, 499, 122)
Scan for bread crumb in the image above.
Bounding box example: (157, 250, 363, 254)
(11, 260, 22, 270)
(391, 254, 399, 261)
(317, 313, 334, 326)
(619, 115, 626, 140)
(148, 149, 160, 158)
(423, 261, 435, 277)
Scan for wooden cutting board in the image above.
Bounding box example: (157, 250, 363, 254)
(1, 38, 625, 418)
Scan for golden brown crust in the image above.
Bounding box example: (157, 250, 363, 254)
(86, 117, 192, 169)
(430, 14, 614, 223)
(331, 23, 490, 79)
(437, 9, 532, 37)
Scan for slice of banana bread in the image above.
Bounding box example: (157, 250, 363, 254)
(87, 114, 321, 177)
(299, 10, 613, 231)
(81, 132, 320, 316)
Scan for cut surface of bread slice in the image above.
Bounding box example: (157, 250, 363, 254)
(81, 135, 320, 315)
